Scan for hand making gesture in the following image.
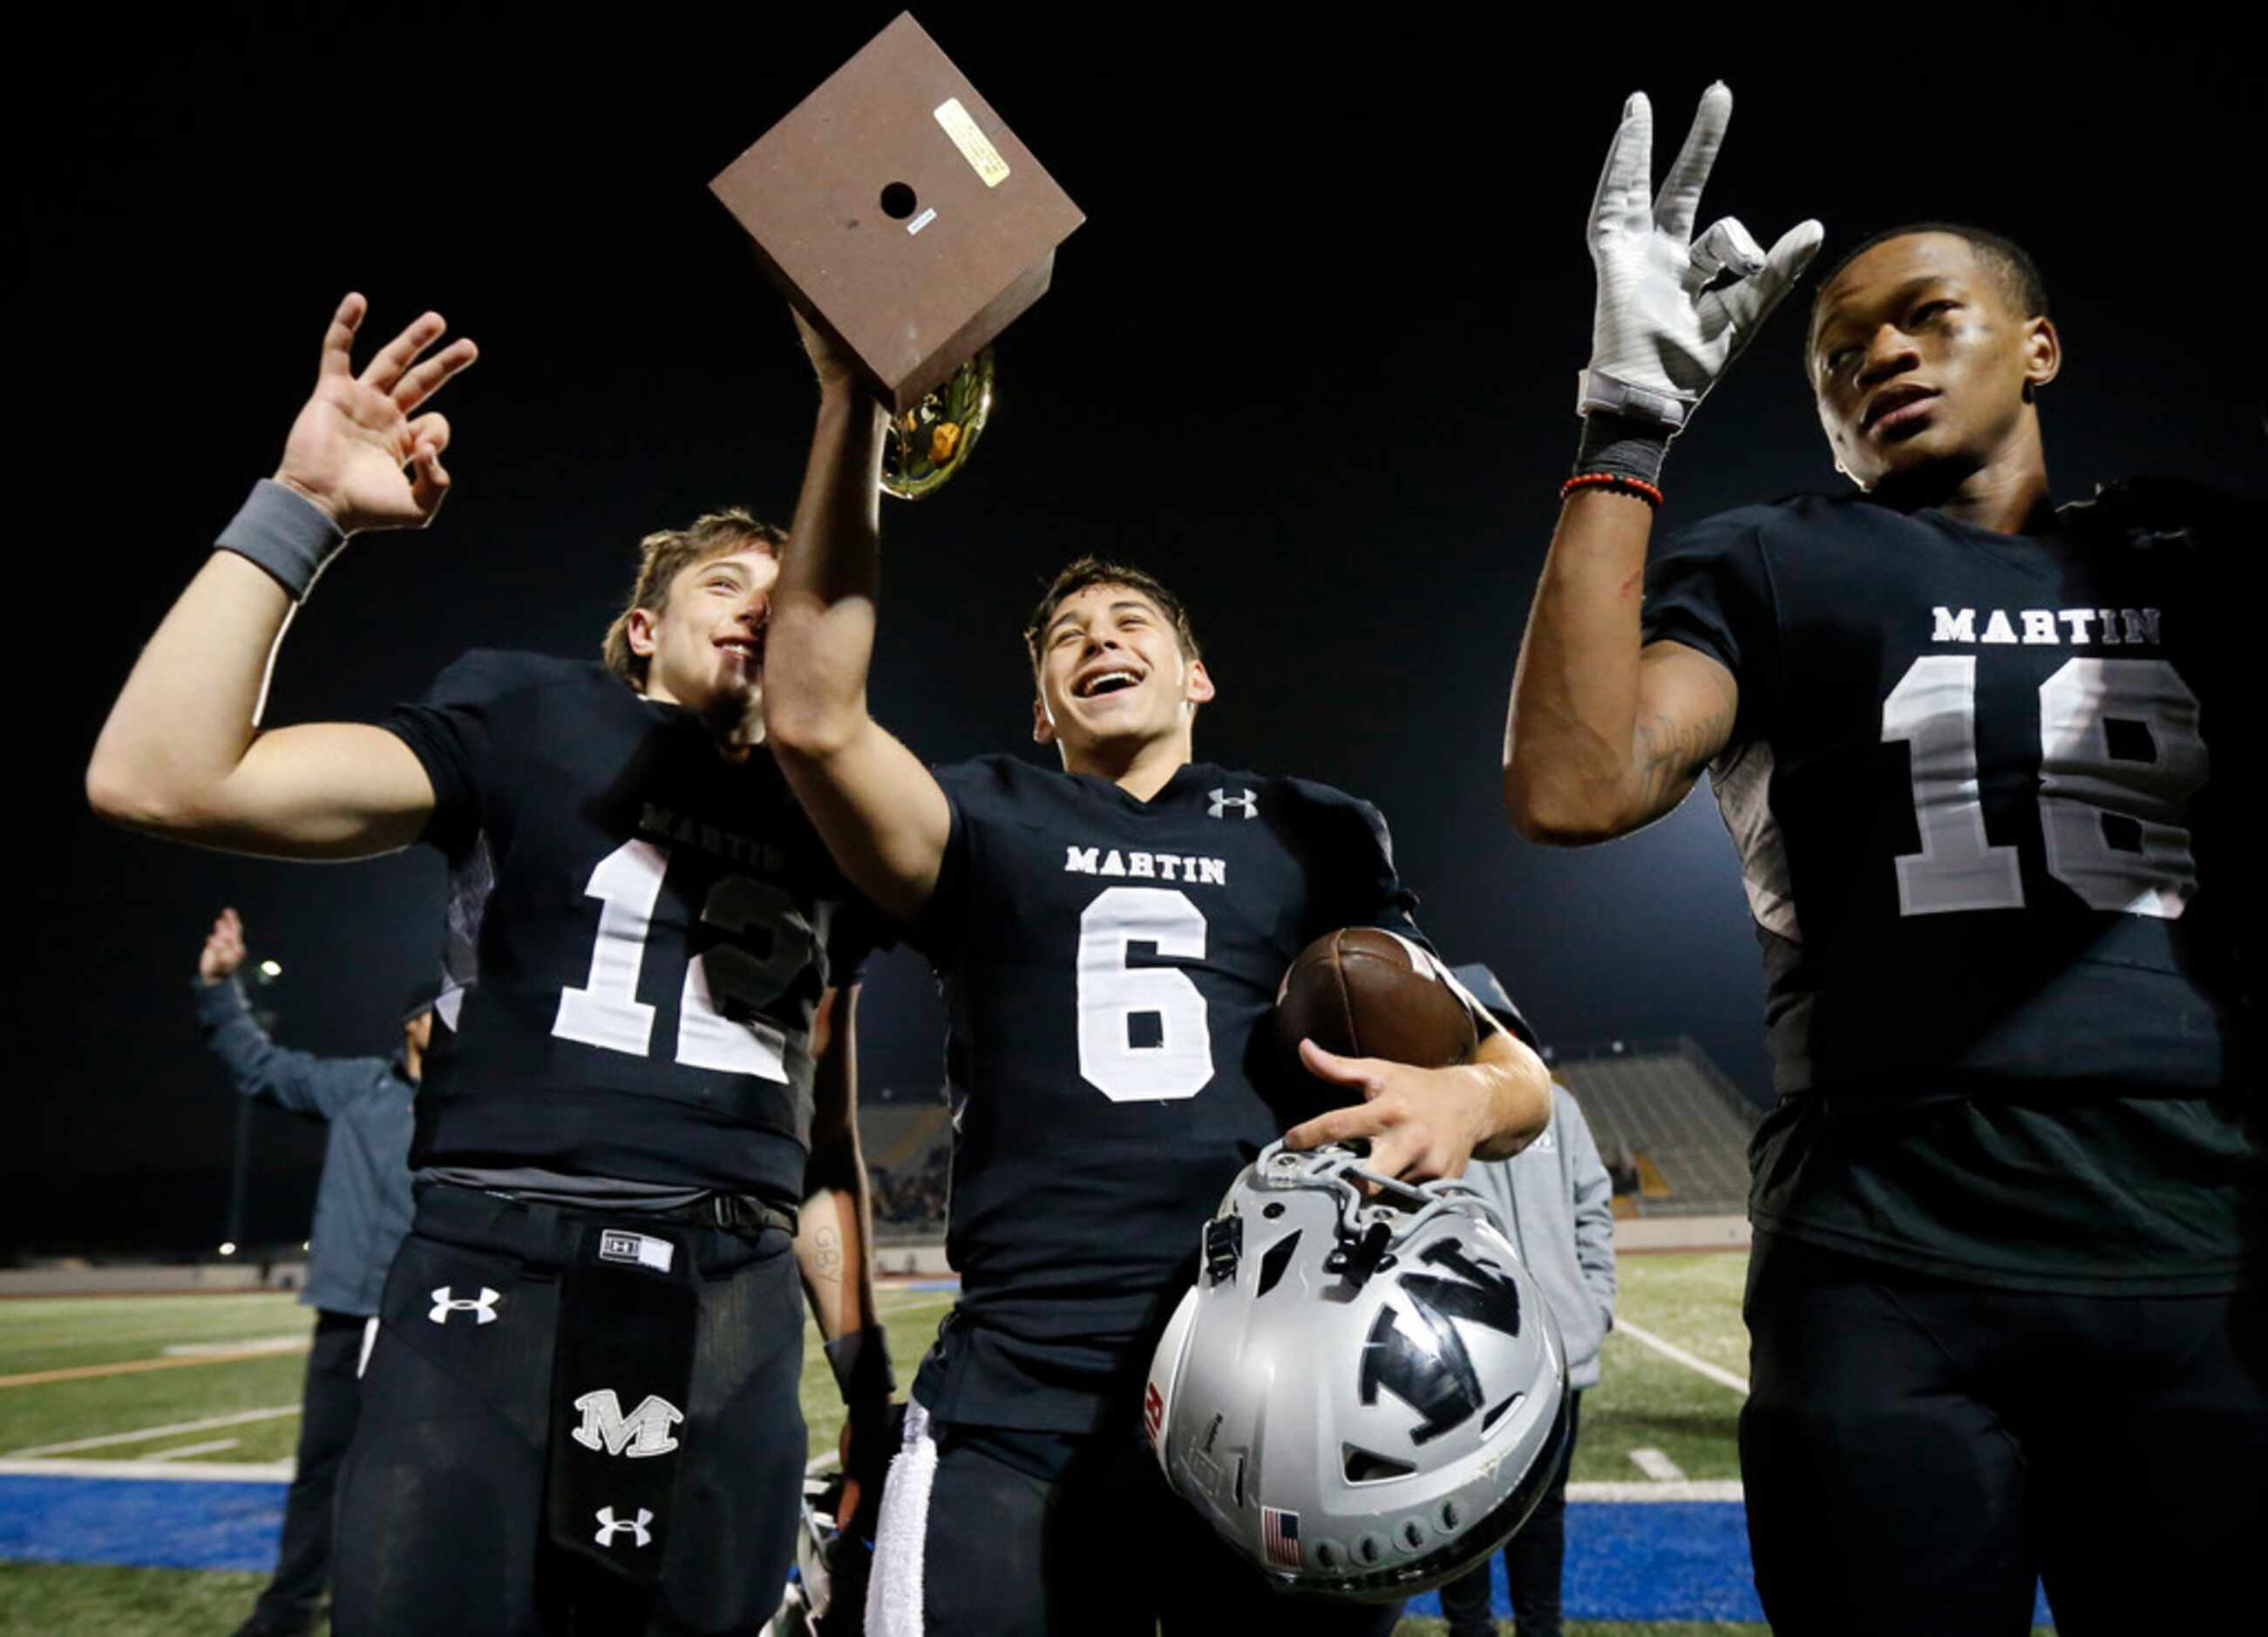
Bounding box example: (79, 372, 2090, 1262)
(1580, 83, 1822, 431)
(274, 294, 478, 534)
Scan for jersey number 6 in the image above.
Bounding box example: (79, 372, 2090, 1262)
(1077, 886, 1216, 1103)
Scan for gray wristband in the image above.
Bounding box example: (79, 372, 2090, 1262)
(215, 479, 347, 601)
(825, 1326, 897, 1403)
(1572, 411, 1673, 489)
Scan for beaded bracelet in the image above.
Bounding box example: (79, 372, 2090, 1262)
(1560, 472, 1664, 508)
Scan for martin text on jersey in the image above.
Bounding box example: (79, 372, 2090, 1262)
(1929, 607, 2162, 647)
(640, 802, 792, 874)
(1064, 846, 1229, 886)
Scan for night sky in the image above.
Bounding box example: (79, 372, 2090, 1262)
(16, 4, 2260, 1253)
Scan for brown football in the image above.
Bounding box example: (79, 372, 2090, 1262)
(1274, 927, 1477, 1068)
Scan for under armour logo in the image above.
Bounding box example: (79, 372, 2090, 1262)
(571, 1389, 684, 1458)
(1208, 788, 1257, 819)
(593, 1506, 654, 1548)
(427, 1286, 500, 1325)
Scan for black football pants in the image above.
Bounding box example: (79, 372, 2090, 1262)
(918, 1421, 1406, 1637)
(1436, 1390, 1581, 1637)
(329, 1185, 806, 1637)
(236, 1308, 367, 1637)
(1740, 1231, 2267, 1636)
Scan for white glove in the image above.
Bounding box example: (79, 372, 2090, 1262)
(1580, 84, 1823, 431)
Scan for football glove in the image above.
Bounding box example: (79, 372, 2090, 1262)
(1579, 84, 1823, 431)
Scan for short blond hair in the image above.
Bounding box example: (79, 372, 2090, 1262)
(601, 508, 788, 689)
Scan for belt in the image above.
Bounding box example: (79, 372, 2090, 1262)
(652, 1192, 799, 1239)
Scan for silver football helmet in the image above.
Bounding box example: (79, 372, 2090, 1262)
(1145, 1140, 1570, 1602)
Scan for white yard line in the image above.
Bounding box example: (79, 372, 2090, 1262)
(1613, 1319, 1750, 1396)
(3, 1403, 301, 1457)
(160, 1335, 310, 1357)
(1628, 1447, 1688, 1482)
(0, 1456, 295, 1481)
(144, 1439, 241, 1461)
(1567, 1479, 1743, 1503)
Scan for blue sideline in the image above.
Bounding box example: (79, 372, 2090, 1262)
(0, 1475, 285, 1572)
(0, 1477, 2054, 1622)
(1406, 1500, 2053, 1625)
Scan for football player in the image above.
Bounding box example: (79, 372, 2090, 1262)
(1500, 87, 2264, 1632)
(762, 315, 1553, 1635)
(87, 295, 893, 1636)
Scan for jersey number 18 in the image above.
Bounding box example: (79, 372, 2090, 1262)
(1883, 655, 2206, 919)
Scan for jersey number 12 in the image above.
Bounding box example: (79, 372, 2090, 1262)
(552, 839, 818, 1082)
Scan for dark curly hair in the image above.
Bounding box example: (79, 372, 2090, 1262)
(1022, 556, 1203, 679)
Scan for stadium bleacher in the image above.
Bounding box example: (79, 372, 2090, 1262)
(1549, 1039, 1761, 1219)
(860, 1092, 954, 1240)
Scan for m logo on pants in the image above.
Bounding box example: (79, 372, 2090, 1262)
(570, 1389, 684, 1458)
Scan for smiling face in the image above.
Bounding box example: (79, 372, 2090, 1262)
(626, 546, 780, 723)
(1030, 581, 1214, 768)
(1809, 231, 2059, 494)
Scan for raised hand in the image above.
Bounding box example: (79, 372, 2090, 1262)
(274, 294, 478, 534)
(1580, 84, 1823, 430)
(197, 907, 247, 984)
(790, 304, 864, 397)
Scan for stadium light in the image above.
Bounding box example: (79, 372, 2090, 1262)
(218, 1241, 238, 1256)
(258, 960, 282, 979)
(302, 1241, 310, 1252)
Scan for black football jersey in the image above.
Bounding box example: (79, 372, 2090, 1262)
(384, 652, 871, 1206)
(907, 755, 1429, 1434)
(1644, 482, 2258, 1290)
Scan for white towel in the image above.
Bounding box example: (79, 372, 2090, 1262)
(866, 1398, 938, 1637)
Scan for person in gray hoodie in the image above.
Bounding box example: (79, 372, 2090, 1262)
(194, 907, 426, 1637)
(1436, 964, 1617, 1637)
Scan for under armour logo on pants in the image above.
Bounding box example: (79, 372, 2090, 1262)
(427, 1286, 500, 1325)
(594, 1506, 654, 1548)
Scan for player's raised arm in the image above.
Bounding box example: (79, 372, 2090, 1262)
(86, 295, 477, 859)
(762, 312, 952, 922)
(1502, 86, 1819, 846)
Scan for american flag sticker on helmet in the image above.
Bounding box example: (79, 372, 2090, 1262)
(1261, 1505, 1301, 1568)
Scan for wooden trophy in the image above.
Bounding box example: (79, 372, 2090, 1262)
(710, 13, 1085, 494)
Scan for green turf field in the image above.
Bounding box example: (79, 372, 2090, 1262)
(0, 1256, 1769, 1634)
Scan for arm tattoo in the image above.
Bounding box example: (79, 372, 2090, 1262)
(811, 1225, 844, 1281)
(1631, 683, 1736, 818)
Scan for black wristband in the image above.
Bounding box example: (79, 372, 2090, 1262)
(825, 1326, 897, 1404)
(1573, 411, 1673, 488)
(215, 479, 347, 601)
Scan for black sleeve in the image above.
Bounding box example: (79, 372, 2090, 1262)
(381, 649, 531, 859)
(904, 761, 983, 967)
(1640, 508, 1782, 744)
(822, 895, 889, 991)
(1297, 784, 1428, 951)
